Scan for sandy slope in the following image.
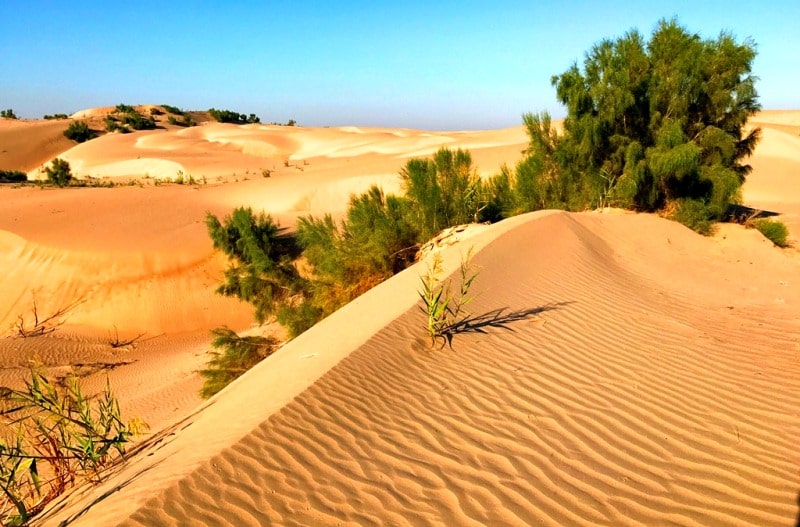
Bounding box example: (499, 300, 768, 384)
(0, 119, 73, 172)
(0, 109, 797, 525)
(35, 210, 800, 527)
(0, 113, 529, 434)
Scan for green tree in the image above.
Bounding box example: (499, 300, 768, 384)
(44, 158, 72, 187)
(63, 121, 96, 143)
(206, 208, 303, 323)
(517, 19, 760, 232)
(0, 109, 17, 119)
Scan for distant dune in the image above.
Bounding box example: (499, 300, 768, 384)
(0, 108, 797, 526)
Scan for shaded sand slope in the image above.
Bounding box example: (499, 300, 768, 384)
(0, 119, 73, 171)
(40, 211, 800, 526)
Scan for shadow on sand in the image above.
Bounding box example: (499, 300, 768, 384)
(438, 301, 572, 349)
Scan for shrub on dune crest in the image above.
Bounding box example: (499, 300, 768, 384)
(752, 218, 790, 247)
(63, 121, 96, 143)
(506, 18, 760, 234)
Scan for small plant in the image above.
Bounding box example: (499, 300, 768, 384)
(107, 326, 145, 349)
(174, 171, 185, 185)
(43, 114, 68, 120)
(63, 121, 96, 143)
(12, 296, 83, 338)
(199, 327, 279, 398)
(418, 250, 479, 348)
(149, 107, 163, 116)
(43, 158, 72, 188)
(261, 169, 271, 178)
(0, 367, 144, 524)
(752, 218, 790, 247)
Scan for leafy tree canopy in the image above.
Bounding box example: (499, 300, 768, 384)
(518, 18, 760, 232)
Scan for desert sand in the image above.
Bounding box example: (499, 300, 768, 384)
(0, 109, 797, 525)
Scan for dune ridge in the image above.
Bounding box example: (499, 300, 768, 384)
(35, 211, 800, 526)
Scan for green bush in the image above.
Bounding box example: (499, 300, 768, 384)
(199, 327, 279, 398)
(752, 218, 789, 247)
(0, 170, 26, 183)
(0, 109, 17, 119)
(43, 158, 72, 187)
(208, 108, 260, 124)
(161, 104, 185, 116)
(671, 198, 715, 235)
(114, 103, 135, 114)
(63, 121, 96, 143)
(206, 208, 304, 324)
(0, 367, 142, 524)
(43, 113, 68, 120)
(401, 147, 487, 240)
(510, 19, 760, 233)
(120, 111, 156, 130)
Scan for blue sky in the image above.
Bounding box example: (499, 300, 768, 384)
(1, 1, 798, 129)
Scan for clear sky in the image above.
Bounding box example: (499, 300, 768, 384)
(1, 1, 798, 130)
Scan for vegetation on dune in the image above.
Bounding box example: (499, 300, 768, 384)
(105, 104, 156, 133)
(419, 251, 479, 348)
(751, 218, 790, 247)
(206, 208, 305, 325)
(43, 114, 68, 120)
(495, 18, 761, 233)
(0, 367, 142, 525)
(0, 109, 17, 120)
(43, 158, 72, 187)
(63, 121, 96, 143)
(199, 328, 279, 398)
(204, 18, 769, 393)
(208, 108, 261, 124)
(0, 171, 26, 184)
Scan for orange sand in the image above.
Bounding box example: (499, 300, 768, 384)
(0, 109, 795, 526)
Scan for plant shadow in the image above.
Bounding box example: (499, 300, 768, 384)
(438, 301, 572, 349)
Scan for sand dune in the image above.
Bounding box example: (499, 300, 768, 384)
(35, 211, 800, 526)
(0, 119, 73, 172)
(0, 109, 798, 525)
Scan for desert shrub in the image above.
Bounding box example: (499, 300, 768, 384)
(161, 104, 184, 116)
(120, 111, 156, 130)
(104, 116, 127, 133)
(43, 158, 72, 187)
(401, 147, 487, 240)
(208, 108, 260, 124)
(0, 367, 142, 524)
(167, 114, 194, 127)
(43, 114, 68, 120)
(512, 19, 760, 233)
(0, 109, 17, 119)
(149, 107, 163, 116)
(63, 121, 96, 143)
(114, 103, 135, 114)
(282, 186, 419, 335)
(0, 170, 26, 183)
(752, 218, 789, 247)
(199, 327, 279, 398)
(670, 199, 715, 235)
(206, 208, 304, 323)
(286, 119, 297, 126)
